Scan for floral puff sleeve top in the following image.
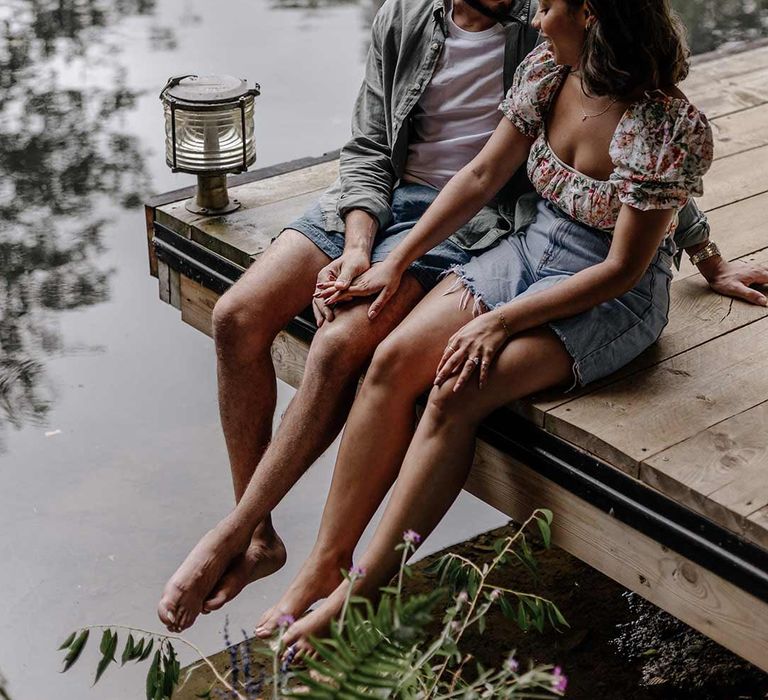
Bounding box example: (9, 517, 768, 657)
(498, 43, 714, 233)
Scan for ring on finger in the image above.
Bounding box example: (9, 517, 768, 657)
(471, 356, 481, 366)
(446, 344, 456, 352)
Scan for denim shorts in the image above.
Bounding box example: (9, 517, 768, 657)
(447, 197, 674, 389)
(283, 183, 471, 291)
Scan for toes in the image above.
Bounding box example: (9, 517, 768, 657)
(157, 600, 177, 631)
(254, 622, 276, 639)
(202, 589, 228, 613)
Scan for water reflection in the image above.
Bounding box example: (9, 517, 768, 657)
(674, 0, 768, 54)
(0, 1, 164, 448)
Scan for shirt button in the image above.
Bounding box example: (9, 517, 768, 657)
(431, 42, 439, 50)
(412, 82, 421, 91)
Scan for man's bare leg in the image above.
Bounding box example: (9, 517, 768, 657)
(157, 260, 425, 632)
(157, 229, 328, 631)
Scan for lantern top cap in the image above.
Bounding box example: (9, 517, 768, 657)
(160, 75, 259, 105)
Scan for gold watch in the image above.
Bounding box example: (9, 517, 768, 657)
(688, 241, 722, 266)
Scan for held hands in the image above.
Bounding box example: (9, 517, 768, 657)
(434, 311, 510, 392)
(699, 257, 768, 307)
(311, 249, 371, 326)
(314, 260, 404, 320)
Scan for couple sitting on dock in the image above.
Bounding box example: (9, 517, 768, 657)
(158, 0, 768, 651)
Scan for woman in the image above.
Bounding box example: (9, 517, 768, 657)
(258, 0, 713, 651)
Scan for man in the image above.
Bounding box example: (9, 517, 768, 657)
(157, 0, 768, 634)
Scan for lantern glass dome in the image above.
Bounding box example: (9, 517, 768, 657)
(164, 99, 255, 173)
(160, 75, 259, 175)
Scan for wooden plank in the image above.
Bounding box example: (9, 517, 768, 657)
(698, 144, 768, 212)
(544, 317, 768, 476)
(683, 64, 768, 119)
(641, 401, 768, 549)
(465, 440, 768, 672)
(144, 203, 159, 278)
(748, 508, 768, 555)
(689, 43, 768, 84)
(157, 260, 171, 305)
(156, 159, 338, 239)
(710, 103, 768, 160)
(169, 267, 181, 310)
(180, 274, 215, 337)
(188, 189, 322, 267)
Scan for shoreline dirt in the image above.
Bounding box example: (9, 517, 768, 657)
(178, 524, 768, 699)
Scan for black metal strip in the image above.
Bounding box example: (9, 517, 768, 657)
(152, 223, 768, 603)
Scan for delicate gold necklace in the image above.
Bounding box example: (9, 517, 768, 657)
(574, 74, 618, 121)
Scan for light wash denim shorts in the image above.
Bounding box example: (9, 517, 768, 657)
(447, 197, 674, 389)
(284, 183, 471, 291)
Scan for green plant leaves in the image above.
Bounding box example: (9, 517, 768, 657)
(58, 631, 76, 651)
(146, 649, 161, 700)
(122, 634, 136, 665)
(61, 629, 89, 672)
(94, 629, 118, 684)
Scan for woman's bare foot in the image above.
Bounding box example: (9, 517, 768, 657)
(254, 550, 351, 639)
(157, 519, 251, 632)
(202, 530, 287, 614)
(281, 583, 349, 658)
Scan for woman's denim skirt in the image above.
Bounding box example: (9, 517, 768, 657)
(447, 197, 674, 390)
(284, 183, 470, 291)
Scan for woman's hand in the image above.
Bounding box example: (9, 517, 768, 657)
(312, 249, 371, 326)
(435, 312, 510, 391)
(314, 260, 404, 319)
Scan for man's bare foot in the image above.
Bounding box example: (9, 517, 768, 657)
(157, 520, 251, 633)
(254, 551, 351, 639)
(202, 530, 287, 614)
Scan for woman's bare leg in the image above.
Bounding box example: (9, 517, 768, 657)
(256, 274, 477, 635)
(283, 321, 574, 650)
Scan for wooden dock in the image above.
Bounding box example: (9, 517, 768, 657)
(145, 44, 768, 670)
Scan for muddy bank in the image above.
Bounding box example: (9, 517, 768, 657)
(178, 524, 768, 699)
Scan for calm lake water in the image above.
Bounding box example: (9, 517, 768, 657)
(0, 1, 766, 698)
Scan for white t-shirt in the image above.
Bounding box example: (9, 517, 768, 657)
(402, 8, 506, 190)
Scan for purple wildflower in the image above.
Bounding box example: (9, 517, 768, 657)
(456, 591, 469, 605)
(552, 666, 568, 693)
(505, 655, 519, 673)
(281, 644, 297, 674)
(277, 614, 295, 628)
(223, 617, 239, 694)
(489, 588, 501, 601)
(403, 529, 422, 545)
(350, 565, 367, 578)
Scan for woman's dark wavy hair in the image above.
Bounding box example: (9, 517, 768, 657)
(565, 0, 690, 97)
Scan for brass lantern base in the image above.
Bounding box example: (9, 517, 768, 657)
(185, 173, 242, 216)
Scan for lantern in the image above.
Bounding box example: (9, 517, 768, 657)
(160, 75, 260, 215)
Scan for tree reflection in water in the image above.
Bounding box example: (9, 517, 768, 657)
(0, 1, 165, 449)
(673, 0, 768, 54)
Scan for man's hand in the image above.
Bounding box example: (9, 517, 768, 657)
(698, 257, 768, 307)
(312, 249, 371, 327)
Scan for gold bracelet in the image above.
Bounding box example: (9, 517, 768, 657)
(688, 240, 721, 266)
(496, 309, 511, 337)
